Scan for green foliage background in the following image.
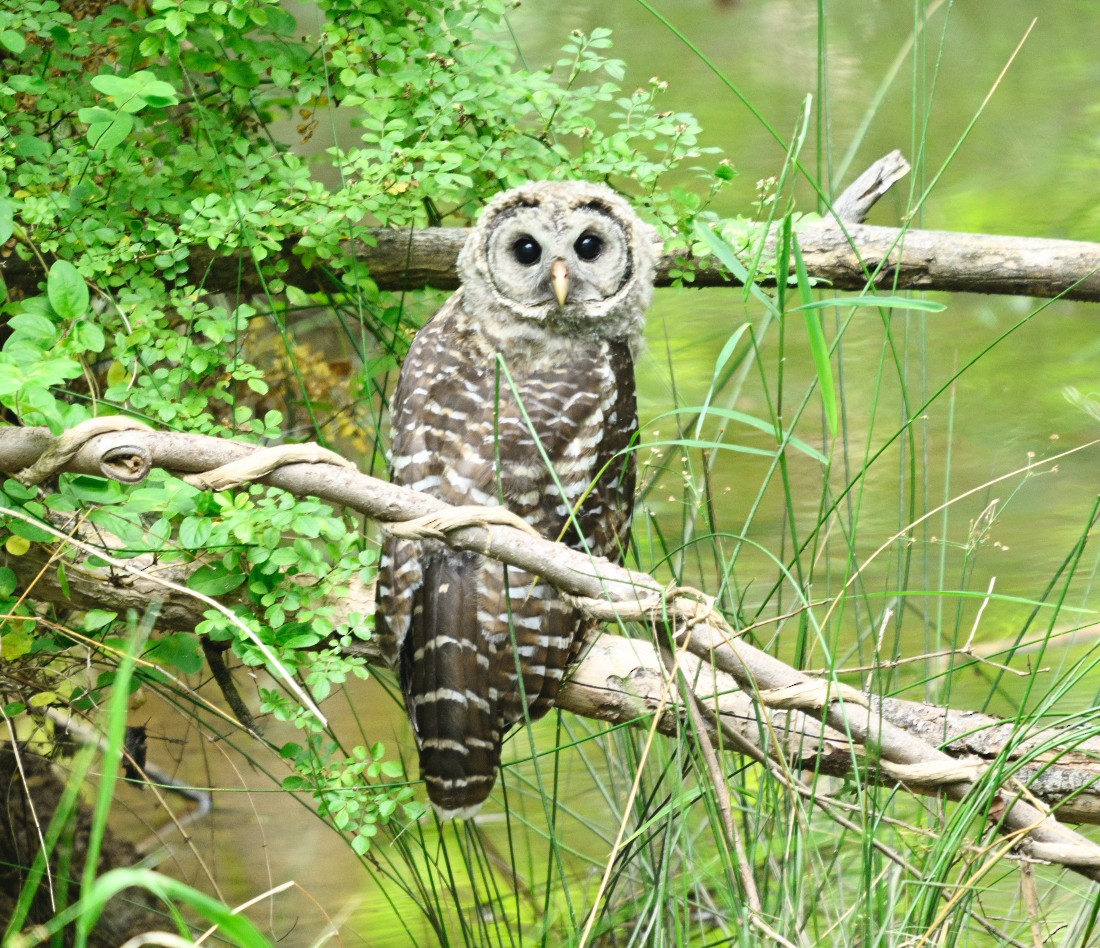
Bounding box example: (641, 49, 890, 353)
(0, 0, 731, 932)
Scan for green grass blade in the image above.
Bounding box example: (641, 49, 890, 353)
(13, 868, 272, 948)
(74, 616, 155, 948)
(789, 296, 945, 313)
(693, 323, 752, 440)
(649, 406, 827, 464)
(694, 222, 781, 317)
(791, 233, 837, 436)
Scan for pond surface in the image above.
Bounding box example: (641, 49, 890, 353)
(135, 4, 1100, 943)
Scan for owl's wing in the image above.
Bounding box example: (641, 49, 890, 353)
(492, 337, 638, 729)
(376, 295, 512, 815)
(566, 338, 638, 564)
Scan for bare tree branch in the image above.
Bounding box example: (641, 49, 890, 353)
(3, 151, 1099, 303)
(5, 423, 1100, 878)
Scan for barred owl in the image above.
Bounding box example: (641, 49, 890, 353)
(376, 181, 658, 818)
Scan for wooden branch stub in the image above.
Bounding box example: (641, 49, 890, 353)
(830, 149, 911, 224)
(99, 442, 152, 483)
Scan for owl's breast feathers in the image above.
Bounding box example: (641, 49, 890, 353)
(376, 294, 639, 818)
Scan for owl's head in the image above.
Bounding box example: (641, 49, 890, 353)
(457, 181, 659, 344)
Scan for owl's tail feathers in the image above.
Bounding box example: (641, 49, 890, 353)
(401, 553, 503, 820)
(421, 739, 500, 820)
(416, 675, 502, 818)
(414, 685, 502, 821)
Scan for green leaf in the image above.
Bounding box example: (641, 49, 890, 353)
(4, 535, 30, 556)
(134, 79, 179, 108)
(8, 518, 51, 543)
(266, 7, 297, 35)
(73, 320, 106, 353)
(279, 623, 322, 648)
(0, 199, 13, 245)
(77, 106, 119, 125)
(222, 59, 259, 89)
(87, 507, 148, 547)
(6, 311, 56, 346)
(93, 70, 179, 110)
(163, 9, 188, 36)
(2, 478, 37, 502)
(10, 74, 48, 95)
(0, 566, 17, 597)
(13, 134, 50, 158)
(380, 759, 404, 779)
(90, 74, 137, 99)
(147, 632, 203, 673)
(47, 260, 89, 321)
(83, 609, 118, 631)
(0, 628, 33, 665)
(85, 111, 134, 152)
(188, 563, 246, 596)
(65, 475, 124, 504)
(0, 30, 26, 54)
(179, 516, 213, 549)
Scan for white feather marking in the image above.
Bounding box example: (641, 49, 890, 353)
(420, 738, 470, 754)
(415, 688, 491, 711)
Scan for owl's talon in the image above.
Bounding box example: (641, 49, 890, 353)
(183, 443, 355, 492)
(386, 504, 541, 541)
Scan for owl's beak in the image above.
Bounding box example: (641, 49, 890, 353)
(550, 258, 570, 306)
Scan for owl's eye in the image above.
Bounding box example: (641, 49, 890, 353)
(574, 232, 603, 261)
(512, 235, 542, 265)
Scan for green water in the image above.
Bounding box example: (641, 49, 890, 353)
(141, 4, 1100, 941)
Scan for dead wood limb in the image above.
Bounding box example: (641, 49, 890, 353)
(2, 152, 1099, 302)
(47, 221, 1100, 301)
(5, 423, 1100, 877)
(6, 522, 1098, 827)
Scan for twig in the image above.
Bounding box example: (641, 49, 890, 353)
(830, 149, 911, 224)
(201, 639, 262, 736)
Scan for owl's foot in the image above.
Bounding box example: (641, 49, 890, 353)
(183, 443, 356, 492)
(385, 504, 541, 542)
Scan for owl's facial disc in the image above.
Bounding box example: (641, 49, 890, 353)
(484, 202, 633, 320)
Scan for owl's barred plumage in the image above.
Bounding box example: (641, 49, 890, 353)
(376, 181, 657, 818)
